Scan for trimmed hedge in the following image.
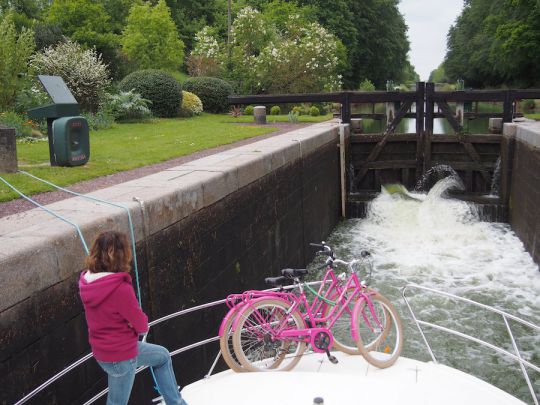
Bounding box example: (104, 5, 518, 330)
(182, 76, 233, 113)
(119, 69, 182, 118)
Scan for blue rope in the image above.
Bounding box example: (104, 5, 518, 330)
(0, 176, 89, 254)
(18, 171, 143, 306)
(3, 172, 161, 395)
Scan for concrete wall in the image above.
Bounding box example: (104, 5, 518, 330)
(504, 119, 540, 266)
(0, 122, 344, 404)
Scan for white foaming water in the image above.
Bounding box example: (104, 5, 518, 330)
(319, 178, 540, 401)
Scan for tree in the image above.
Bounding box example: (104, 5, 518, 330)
(0, 12, 35, 109)
(121, 0, 185, 71)
(45, 0, 121, 77)
(428, 63, 448, 83)
(297, 0, 409, 89)
(444, 0, 540, 88)
(192, 7, 343, 94)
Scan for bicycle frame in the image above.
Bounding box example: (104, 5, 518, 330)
(231, 269, 382, 353)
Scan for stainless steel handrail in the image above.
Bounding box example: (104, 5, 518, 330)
(402, 283, 540, 405)
(15, 280, 324, 405)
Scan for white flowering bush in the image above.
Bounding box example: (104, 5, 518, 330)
(187, 27, 223, 77)
(189, 8, 342, 94)
(254, 17, 342, 93)
(31, 39, 111, 112)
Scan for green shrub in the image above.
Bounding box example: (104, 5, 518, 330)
(292, 106, 302, 115)
(182, 76, 233, 113)
(180, 91, 203, 117)
(81, 109, 116, 131)
(107, 90, 152, 122)
(0, 111, 33, 137)
(309, 106, 320, 116)
(358, 79, 375, 91)
(521, 99, 536, 111)
(15, 83, 50, 115)
(244, 105, 254, 115)
(119, 69, 182, 118)
(288, 111, 299, 123)
(270, 105, 281, 115)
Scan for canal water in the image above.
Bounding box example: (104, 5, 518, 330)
(310, 177, 540, 402)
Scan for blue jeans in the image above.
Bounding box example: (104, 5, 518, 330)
(97, 342, 188, 405)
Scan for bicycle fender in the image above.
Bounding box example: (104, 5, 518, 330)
(230, 296, 293, 331)
(218, 304, 246, 336)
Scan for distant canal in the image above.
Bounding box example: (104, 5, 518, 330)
(310, 178, 540, 403)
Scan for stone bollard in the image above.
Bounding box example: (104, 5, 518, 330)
(253, 106, 267, 125)
(313, 397, 324, 405)
(0, 126, 17, 173)
(350, 118, 363, 134)
(488, 118, 503, 134)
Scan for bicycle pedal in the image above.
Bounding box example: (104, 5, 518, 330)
(325, 350, 339, 364)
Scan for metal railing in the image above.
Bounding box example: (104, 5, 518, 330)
(402, 283, 540, 405)
(14, 281, 324, 405)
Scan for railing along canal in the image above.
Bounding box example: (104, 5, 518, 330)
(402, 283, 540, 405)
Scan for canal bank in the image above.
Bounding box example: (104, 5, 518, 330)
(504, 119, 540, 266)
(0, 121, 343, 404)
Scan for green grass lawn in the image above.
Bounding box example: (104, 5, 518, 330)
(524, 112, 540, 120)
(0, 113, 331, 202)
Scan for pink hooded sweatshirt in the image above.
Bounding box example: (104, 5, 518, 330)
(79, 271, 148, 362)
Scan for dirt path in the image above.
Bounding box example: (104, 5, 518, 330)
(0, 123, 309, 218)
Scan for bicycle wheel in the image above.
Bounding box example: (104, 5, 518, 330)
(219, 309, 245, 372)
(232, 298, 307, 372)
(323, 288, 391, 355)
(354, 293, 403, 368)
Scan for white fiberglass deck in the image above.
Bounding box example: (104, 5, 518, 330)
(181, 352, 525, 405)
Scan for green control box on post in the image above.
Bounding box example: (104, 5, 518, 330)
(51, 117, 89, 166)
(28, 75, 90, 166)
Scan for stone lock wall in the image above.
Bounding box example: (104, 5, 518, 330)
(505, 120, 540, 266)
(0, 122, 344, 404)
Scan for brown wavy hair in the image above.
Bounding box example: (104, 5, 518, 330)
(85, 231, 132, 273)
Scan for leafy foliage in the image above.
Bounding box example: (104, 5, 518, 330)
(81, 109, 116, 130)
(309, 105, 320, 116)
(0, 111, 33, 137)
(119, 69, 182, 118)
(445, 0, 540, 88)
(121, 0, 185, 71)
(180, 91, 203, 117)
(244, 105, 254, 115)
(0, 13, 35, 110)
(182, 76, 233, 113)
(297, 0, 410, 89)
(45, 0, 118, 62)
(192, 6, 343, 94)
(31, 39, 111, 112)
(270, 105, 280, 115)
(107, 90, 152, 122)
(358, 79, 375, 91)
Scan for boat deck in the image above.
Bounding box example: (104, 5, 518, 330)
(181, 352, 526, 405)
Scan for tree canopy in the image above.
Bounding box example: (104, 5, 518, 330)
(121, 0, 185, 71)
(444, 0, 540, 88)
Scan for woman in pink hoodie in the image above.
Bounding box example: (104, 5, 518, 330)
(79, 231, 187, 405)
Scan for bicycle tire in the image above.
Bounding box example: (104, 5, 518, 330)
(354, 293, 403, 368)
(232, 298, 307, 372)
(323, 288, 391, 355)
(219, 309, 245, 372)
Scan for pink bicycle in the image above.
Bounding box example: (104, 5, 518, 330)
(220, 243, 403, 372)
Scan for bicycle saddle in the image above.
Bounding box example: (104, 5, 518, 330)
(264, 276, 289, 287)
(281, 268, 309, 278)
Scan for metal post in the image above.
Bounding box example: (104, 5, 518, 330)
(424, 82, 435, 173)
(415, 82, 425, 183)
